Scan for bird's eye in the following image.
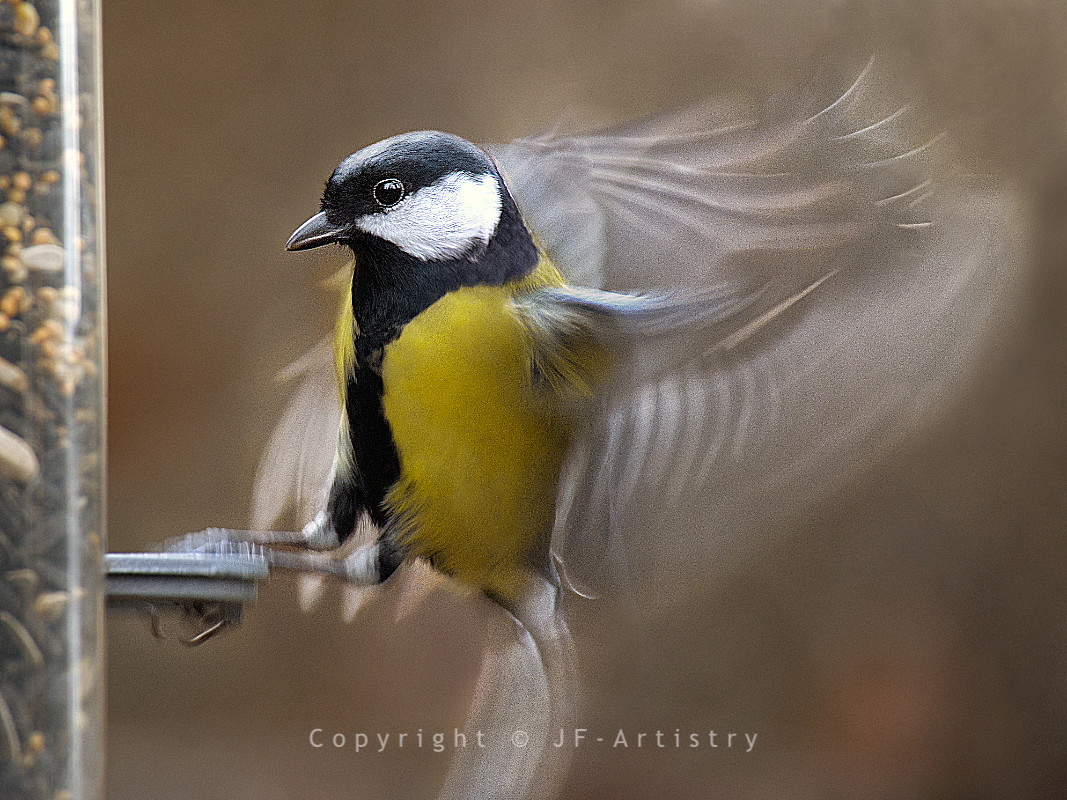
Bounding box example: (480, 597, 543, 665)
(373, 178, 405, 208)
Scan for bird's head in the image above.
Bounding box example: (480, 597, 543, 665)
(287, 131, 538, 290)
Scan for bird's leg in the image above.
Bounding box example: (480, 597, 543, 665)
(264, 542, 381, 586)
(166, 510, 342, 554)
(164, 528, 381, 591)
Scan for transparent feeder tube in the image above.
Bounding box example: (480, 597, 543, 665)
(0, 1, 105, 800)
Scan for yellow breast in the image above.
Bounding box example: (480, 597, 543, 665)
(380, 261, 568, 602)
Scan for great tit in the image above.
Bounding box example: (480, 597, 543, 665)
(177, 61, 1020, 800)
(282, 131, 579, 605)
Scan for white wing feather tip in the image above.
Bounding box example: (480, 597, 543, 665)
(340, 584, 369, 624)
(717, 270, 838, 353)
(297, 573, 327, 614)
(831, 105, 911, 141)
(857, 131, 949, 171)
(876, 180, 933, 206)
(806, 56, 878, 124)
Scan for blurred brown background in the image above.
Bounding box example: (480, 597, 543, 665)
(103, 2, 1067, 799)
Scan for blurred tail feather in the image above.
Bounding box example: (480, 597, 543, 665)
(438, 578, 576, 800)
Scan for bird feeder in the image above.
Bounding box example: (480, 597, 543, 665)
(0, 2, 104, 797)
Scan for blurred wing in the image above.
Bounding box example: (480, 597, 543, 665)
(250, 338, 340, 531)
(492, 58, 936, 293)
(497, 63, 1028, 594)
(512, 269, 843, 585)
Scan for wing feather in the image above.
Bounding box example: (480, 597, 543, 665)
(666, 374, 708, 506)
(498, 62, 1028, 595)
(250, 338, 341, 531)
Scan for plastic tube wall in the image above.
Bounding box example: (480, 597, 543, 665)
(0, 1, 105, 798)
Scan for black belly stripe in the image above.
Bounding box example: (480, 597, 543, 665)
(345, 361, 401, 532)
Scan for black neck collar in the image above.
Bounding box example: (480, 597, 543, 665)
(347, 196, 538, 360)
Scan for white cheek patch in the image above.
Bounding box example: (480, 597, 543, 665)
(355, 172, 503, 261)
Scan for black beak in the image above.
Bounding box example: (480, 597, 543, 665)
(286, 211, 346, 251)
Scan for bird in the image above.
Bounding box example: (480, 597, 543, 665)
(174, 60, 1022, 800)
